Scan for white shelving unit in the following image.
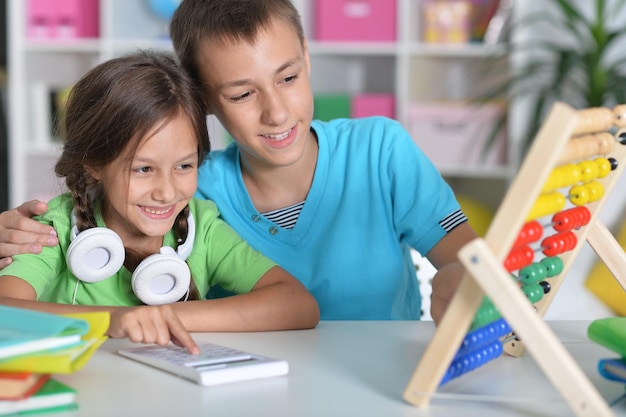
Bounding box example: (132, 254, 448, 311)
(8, 0, 517, 209)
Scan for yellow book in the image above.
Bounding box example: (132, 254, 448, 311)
(0, 311, 109, 374)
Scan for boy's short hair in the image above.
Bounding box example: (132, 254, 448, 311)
(170, 0, 304, 86)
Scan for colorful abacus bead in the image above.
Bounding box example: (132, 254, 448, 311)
(471, 298, 501, 330)
(514, 221, 543, 247)
(540, 256, 564, 277)
(569, 181, 604, 206)
(519, 262, 548, 285)
(613, 104, 626, 128)
(441, 318, 512, 385)
(578, 159, 600, 182)
(594, 157, 612, 178)
(522, 283, 544, 303)
(504, 245, 534, 272)
(527, 192, 567, 221)
(542, 231, 577, 256)
(542, 164, 582, 192)
(539, 280, 552, 294)
(552, 206, 591, 232)
(574, 107, 614, 134)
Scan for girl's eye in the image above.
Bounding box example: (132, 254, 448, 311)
(133, 166, 151, 174)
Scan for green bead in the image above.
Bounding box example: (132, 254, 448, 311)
(519, 263, 547, 284)
(470, 298, 503, 330)
(541, 256, 564, 277)
(522, 283, 544, 303)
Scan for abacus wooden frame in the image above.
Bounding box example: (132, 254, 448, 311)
(403, 102, 626, 417)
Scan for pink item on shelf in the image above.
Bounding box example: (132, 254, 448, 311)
(351, 94, 395, 119)
(26, 0, 53, 39)
(26, 0, 99, 40)
(315, 0, 396, 42)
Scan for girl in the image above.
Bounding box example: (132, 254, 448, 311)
(0, 51, 319, 353)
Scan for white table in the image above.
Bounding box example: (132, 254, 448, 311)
(53, 321, 626, 417)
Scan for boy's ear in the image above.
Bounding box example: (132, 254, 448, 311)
(204, 100, 215, 116)
(202, 89, 216, 116)
(303, 38, 311, 76)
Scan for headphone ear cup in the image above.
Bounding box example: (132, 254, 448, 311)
(131, 254, 191, 305)
(67, 227, 126, 283)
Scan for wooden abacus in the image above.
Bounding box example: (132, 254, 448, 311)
(403, 102, 626, 417)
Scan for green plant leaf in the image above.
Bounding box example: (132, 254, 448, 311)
(479, 0, 626, 158)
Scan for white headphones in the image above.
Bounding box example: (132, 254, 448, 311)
(67, 210, 195, 305)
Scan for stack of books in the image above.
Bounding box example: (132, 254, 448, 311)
(0, 306, 109, 415)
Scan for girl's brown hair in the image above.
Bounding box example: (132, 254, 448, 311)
(55, 50, 209, 300)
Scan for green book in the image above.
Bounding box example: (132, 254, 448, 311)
(0, 379, 77, 415)
(587, 317, 626, 357)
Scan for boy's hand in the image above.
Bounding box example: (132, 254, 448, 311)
(430, 262, 466, 326)
(0, 200, 58, 268)
(109, 305, 200, 354)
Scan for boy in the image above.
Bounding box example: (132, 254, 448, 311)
(0, 0, 477, 323)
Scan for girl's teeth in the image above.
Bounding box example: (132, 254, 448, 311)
(144, 207, 170, 215)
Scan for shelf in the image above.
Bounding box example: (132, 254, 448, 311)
(308, 41, 398, 56)
(8, 0, 516, 209)
(25, 39, 101, 53)
(438, 165, 513, 179)
(407, 42, 509, 58)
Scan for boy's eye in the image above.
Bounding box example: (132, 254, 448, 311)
(178, 163, 194, 170)
(283, 74, 298, 83)
(231, 91, 252, 102)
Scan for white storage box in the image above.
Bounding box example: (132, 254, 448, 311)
(408, 102, 506, 167)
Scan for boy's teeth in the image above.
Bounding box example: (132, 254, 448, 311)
(264, 130, 290, 140)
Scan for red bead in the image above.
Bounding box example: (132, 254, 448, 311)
(552, 206, 591, 231)
(504, 245, 534, 272)
(514, 221, 543, 247)
(542, 231, 577, 256)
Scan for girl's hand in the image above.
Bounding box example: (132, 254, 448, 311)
(109, 305, 200, 354)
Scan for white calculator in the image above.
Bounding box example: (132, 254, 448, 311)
(118, 342, 289, 386)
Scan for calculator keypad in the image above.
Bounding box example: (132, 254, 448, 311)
(131, 343, 253, 367)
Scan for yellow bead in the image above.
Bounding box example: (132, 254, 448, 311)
(569, 184, 589, 206)
(578, 160, 599, 182)
(527, 192, 567, 221)
(594, 157, 611, 178)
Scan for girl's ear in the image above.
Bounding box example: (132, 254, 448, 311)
(84, 165, 101, 181)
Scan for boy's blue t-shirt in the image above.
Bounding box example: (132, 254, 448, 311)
(197, 116, 464, 320)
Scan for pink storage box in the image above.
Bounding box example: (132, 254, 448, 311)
(315, 0, 397, 42)
(408, 102, 506, 167)
(351, 94, 395, 118)
(27, 0, 99, 39)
